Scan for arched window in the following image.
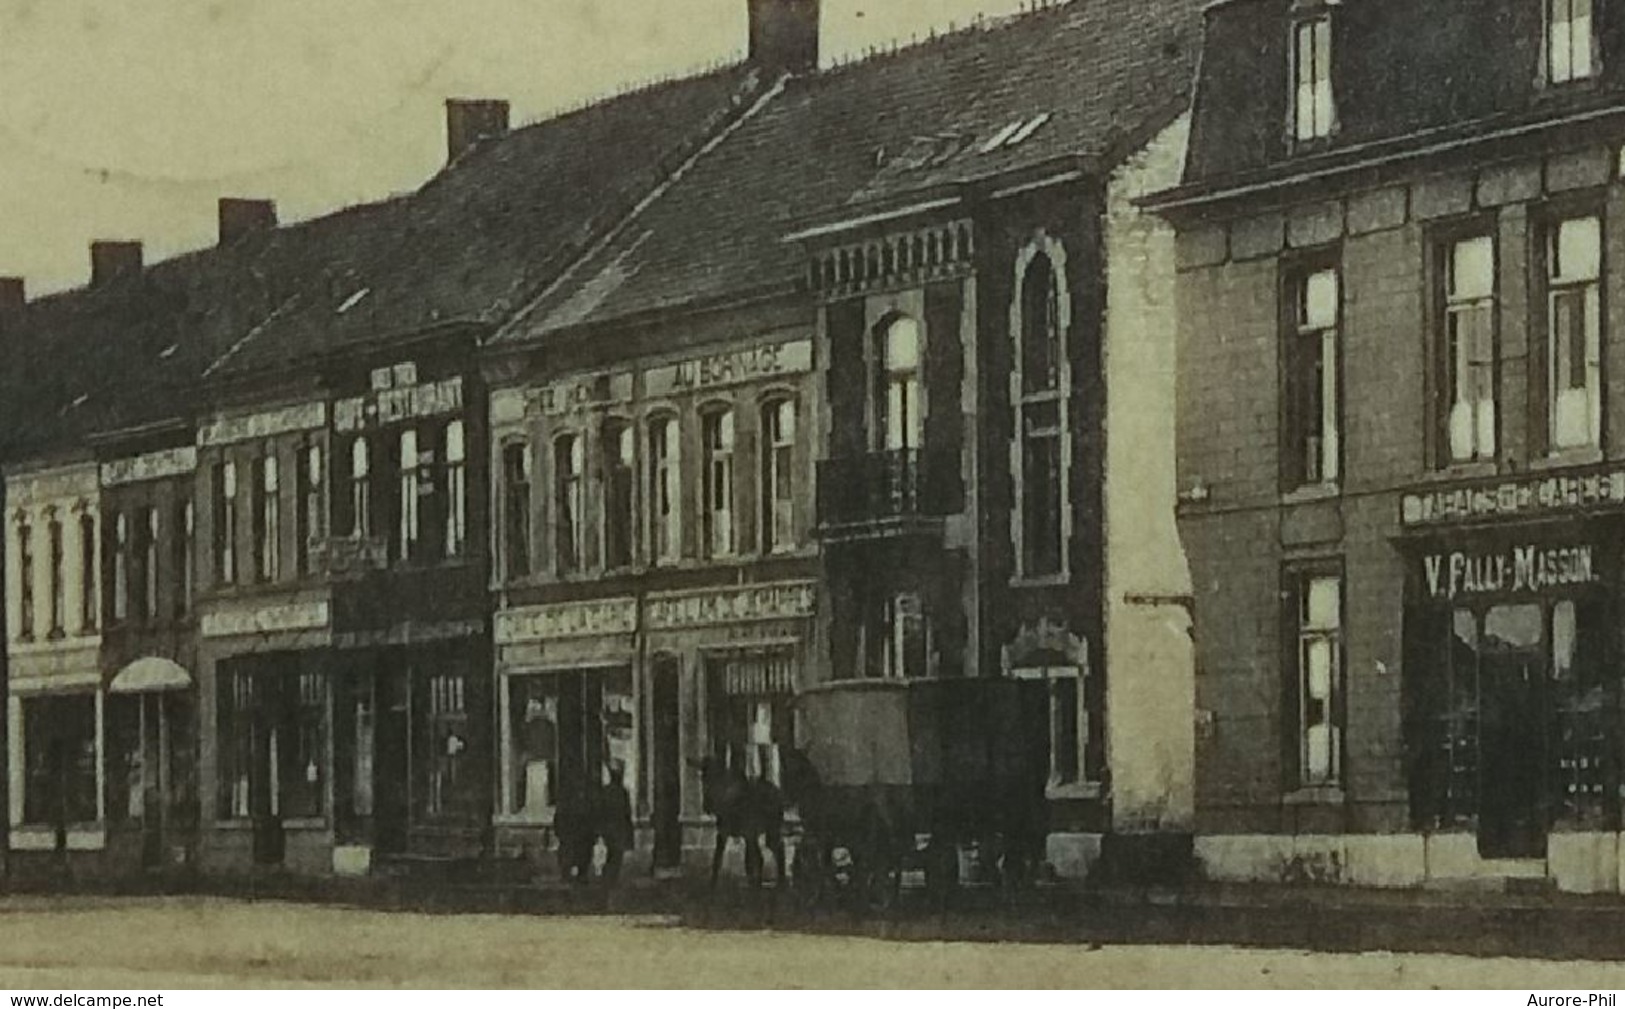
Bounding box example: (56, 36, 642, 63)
(15, 512, 34, 640)
(647, 416, 681, 565)
(554, 433, 584, 574)
(1014, 244, 1068, 580)
(501, 440, 532, 580)
(444, 420, 467, 558)
(348, 438, 372, 539)
(760, 398, 797, 554)
(602, 419, 635, 570)
(701, 407, 736, 559)
(880, 316, 923, 452)
(397, 430, 419, 560)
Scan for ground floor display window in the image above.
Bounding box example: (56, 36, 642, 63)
(215, 658, 326, 822)
(21, 692, 99, 826)
(706, 651, 795, 787)
(504, 666, 635, 821)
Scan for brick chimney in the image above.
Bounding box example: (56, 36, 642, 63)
(445, 99, 510, 164)
(218, 198, 277, 246)
(90, 241, 143, 288)
(748, 0, 820, 75)
(0, 277, 24, 335)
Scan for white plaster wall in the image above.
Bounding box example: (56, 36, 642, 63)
(1101, 112, 1196, 833)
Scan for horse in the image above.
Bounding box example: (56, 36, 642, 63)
(553, 766, 635, 886)
(690, 753, 786, 891)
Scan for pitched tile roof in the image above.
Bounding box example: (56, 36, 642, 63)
(495, 0, 1205, 344)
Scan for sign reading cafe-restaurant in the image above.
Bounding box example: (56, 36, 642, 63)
(1423, 544, 1602, 601)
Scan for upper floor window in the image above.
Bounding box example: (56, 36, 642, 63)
(1549, 0, 1597, 84)
(297, 444, 324, 576)
(345, 437, 372, 539)
(444, 420, 467, 559)
(702, 408, 736, 559)
(603, 420, 635, 570)
(555, 433, 584, 574)
(1439, 234, 1498, 465)
(15, 513, 34, 641)
(78, 511, 96, 632)
(175, 499, 193, 619)
(502, 441, 533, 580)
(880, 316, 923, 451)
(255, 454, 280, 583)
(141, 507, 158, 621)
(214, 461, 238, 586)
(860, 590, 929, 680)
(1545, 215, 1604, 452)
(1284, 264, 1342, 490)
(761, 399, 797, 555)
(1016, 249, 1067, 579)
(648, 416, 681, 566)
(1289, 569, 1344, 789)
(398, 430, 421, 560)
(1292, 13, 1335, 143)
(112, 511, 129, 622)
(46, 512, 64, 638)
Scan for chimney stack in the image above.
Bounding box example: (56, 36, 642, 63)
(748, 0, 820, 76)
(90, 241, 143, 288)
(0, 277, 24, 335)
(218, 198, 277, 246)
(445, 99, 510, 164)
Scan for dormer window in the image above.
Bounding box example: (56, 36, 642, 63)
(1292, 11, 1335, 143)
(1549, 0, 1597, 84)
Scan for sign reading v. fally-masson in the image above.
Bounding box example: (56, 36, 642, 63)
(1402, 469, 1625, 527)
(1423, 544, 1601, 600)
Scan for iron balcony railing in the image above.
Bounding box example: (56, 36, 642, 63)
(816, 447, 956, 530)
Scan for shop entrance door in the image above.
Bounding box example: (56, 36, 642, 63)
(109, 683, 198, 871)
(1477, 604, 1549, 860)
(651, 658, 683, 871)
(374, 670, 411, 855)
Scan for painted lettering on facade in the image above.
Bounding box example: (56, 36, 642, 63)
(100, 446, 198, 488)
(646, 581, 816, 630)
(201, 600, 332, 639)
(534, 373, 634, 418)
(334, 374, 464, 433)
(1402, 470, 1625, 527)
(644, 339, 813, 398)
(1422, 545, 1600, 600)
(495, 599, 638, 644)
(200, 402, 327, 448)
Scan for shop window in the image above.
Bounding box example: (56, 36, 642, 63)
(1284, 264, 1342, 490)
(1014, 664, 1100, 792)
(1438, 234, 1498, 465)
(554, 433, 584, 574)
(501, 440, 533, 580)
(1016, 250, 1067, 579)
(1550, 598, 1612, 826)
(1288, 570, 1344, 789)
(879, 316, 923, 451)
(503, 668, 635, 820)
(218, 670, 256, 820)
(760, 398, 797, 555)
(214, 461, 238, 586)
(1548, 0, 1596, 84)
(702, 408, 736, 559)
(280, 671, 326, 820)
(174, 499, 193, 619)
(858, 590, 930, 680)
(21, 693, 99, 826)
(78, 510, 97, 633)
(508, 676, 560, 819)
(398, 429, 421, 561)
(14, 512, 34, 641)
(111, 511, 129, 624)
(46, 512, 64, 638)
(443, 420, 468, 559)
(603, 420, 635, 570)
(423, 672, 470, 820)
(647, 416, 681, 565)
(1545, 215, 1603, 453)
(707, 652, 796, 787)
(297, 444, 324, 576)
(1292, 12, 1335, 143)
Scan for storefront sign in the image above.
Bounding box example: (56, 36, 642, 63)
(1422, 544, 1601, 601)
(535, 373, 634, 418)
(200, 402, 327, 448)
(334, 363, 463, 433)
(6, 465, 98, 507)
(100, 446, 197, 488)
(496, 599, 638, 644)
(643, 339, 813, 398)
(1401, 469, 1625, 527)
(201, 600, 331, 639)
(647, 581, 817, 630)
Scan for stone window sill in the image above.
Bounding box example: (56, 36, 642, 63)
(1281, 482, 1340, 506)
(1283, 785, 1346, 806)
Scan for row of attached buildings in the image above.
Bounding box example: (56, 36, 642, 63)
(11, 0, 1625, 897)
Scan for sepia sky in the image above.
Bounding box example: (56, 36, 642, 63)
(0, 0, 1030, 296)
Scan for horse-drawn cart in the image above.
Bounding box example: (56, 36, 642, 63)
(787, 677, 1050, 909)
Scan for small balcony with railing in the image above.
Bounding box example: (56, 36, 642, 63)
(816, 447, 958, 542)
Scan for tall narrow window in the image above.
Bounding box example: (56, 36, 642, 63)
(880, 316, 923, 451)
(702, 409, 736, 559)
(648, 417, 681, 565)
(112, 511, 129, 623)
(15, 514, 34, 640)
(78, 511, 96, 631)
(554, 433, 583, 574)
(502, 441, 532, 580)
(298, 444, 324, 575)
(1292, 571, 1344, 788)
(46, 513, 63, 638)
(861, 591, 929, 680)
(1285, 265, 1341, 489)
(1293, 14, 1335, 142)
(1547, 215, 1603, 452)
(1549, 0, 1596, 84)
(1018, 252, 1066, 578)
(761, 399, 797, 555)
(602, 421, 635, 570)
(347, 438, 371, 539)
(142, 507, 158, 621)
(398, 429, 420, 560)
(215, 461, 238, 586)
(255, 454, 280, 583)
(444, 420, 467, 558)
(1441, 235, 1498, 465)
(175, 499, 193, 618)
